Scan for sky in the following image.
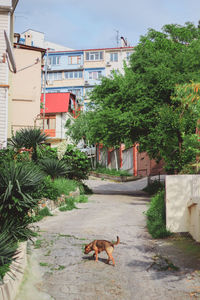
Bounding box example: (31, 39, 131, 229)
(15, 0, 200, 50)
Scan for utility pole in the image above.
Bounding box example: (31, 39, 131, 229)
(115, 30, 119, 47)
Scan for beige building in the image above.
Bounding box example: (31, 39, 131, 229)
(8, 42, 45, 137)
(0, 0, 18, 148)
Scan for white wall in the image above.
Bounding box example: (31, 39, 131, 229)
(166, 175, 200, 240)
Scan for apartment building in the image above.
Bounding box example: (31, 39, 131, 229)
(44, 40, 134, 109)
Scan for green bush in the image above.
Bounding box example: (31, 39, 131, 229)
(145, 190, 171, 239)
(76, 195, 88, 203)
(29, 176, 60, 200)
(53, 177, 78, 196)
(62, 145, 90, 180)
(39, 158, 69, 180)
(143, 180, 164, 195)
(0, 162, 44, 240)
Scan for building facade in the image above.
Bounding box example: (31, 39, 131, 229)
(0, 0, 18, 148)
(8, 42, 45, 137)
(43, 43, 134, 109)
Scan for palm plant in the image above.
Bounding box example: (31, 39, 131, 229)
(0, 229, 18, 281)
(0, 162, 44, 239)
(9, 128, 48, 161)
(39, 158, 69, 180)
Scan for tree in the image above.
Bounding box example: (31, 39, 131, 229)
(69, 22, 200, 172)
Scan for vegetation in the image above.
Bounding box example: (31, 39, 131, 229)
(31, 207, 53, 223)
(145, 190, 171, 239)
(94, 166, 131, 177)
(67, 22, 200, 173)
(143, 180, 164, 195)
(39, 158, 69, 180)
(9, 128, 48, 162)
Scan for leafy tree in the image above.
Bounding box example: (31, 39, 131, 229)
(69, 22, 200, 172)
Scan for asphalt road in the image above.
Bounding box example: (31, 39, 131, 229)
(16, 178, 200, 300)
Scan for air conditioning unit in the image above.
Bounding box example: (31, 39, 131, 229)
(47, 65, 51, 70)
(106, 62, 111, 66)
(84, 81, 89, 85)
(79, 65, 83, 69)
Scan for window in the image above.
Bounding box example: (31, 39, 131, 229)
(68, 56, 81, 65)
(47, 72, 62, 81)
(110, 53, 118, 62)
(48, 56, 60, 65)
(64, 71, 83, 79)
(85, 51, 103, 61)
(88, 71, 102, 80)
(68, 89, 82, 98)
(44, 115, 56, 130)
(126, 52, 133, 60)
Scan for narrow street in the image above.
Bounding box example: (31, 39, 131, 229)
(16, 178, 200, 300)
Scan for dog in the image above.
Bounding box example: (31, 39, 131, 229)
(84, 236, 120, 266)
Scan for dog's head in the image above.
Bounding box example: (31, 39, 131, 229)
(84, 243, 92, 254)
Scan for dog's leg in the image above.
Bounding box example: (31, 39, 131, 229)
(106, 246, 115, 266)
(94, 249, 98, 261)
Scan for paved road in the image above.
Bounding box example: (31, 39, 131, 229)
(16, 178, 200, 300)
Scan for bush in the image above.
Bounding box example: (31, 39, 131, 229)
(143, 180, 164, 195)
(145, 190, 171, 238)
(29, 176, 60, 200)
(62, 144, 90, 180)
(39, 158, 69, 180)
(0, 162, 44, 240)
(53, 178, 78, 196)
(77, 195, 88, 203)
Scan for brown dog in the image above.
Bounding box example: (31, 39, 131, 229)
(84, 236, 120, 266)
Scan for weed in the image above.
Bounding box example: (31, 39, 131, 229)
(95, 166, 131, 177)
(145, 190, 171, 238)
(76, 195, 88, 203)
(34, 239, 43, 249)
(39, 262, 49, 267)
(59, 196, 77, 211)
(31, 207, 53, 223)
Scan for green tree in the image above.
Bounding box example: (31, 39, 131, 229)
(69, 22, 200, 172)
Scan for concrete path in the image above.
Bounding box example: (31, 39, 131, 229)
(16, 178, 200, 300)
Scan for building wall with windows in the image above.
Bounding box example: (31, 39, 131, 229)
(0, 0, 18, 148)
(43, 46, 134, 109)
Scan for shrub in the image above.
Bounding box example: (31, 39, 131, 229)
(143, 180, 164, 195)
(62, 144, 90, 180)
(145, 190, 171, 239)
(39, 158, 69, 180)
(53, 178, 78, 196)
(29, 176, 60, 200)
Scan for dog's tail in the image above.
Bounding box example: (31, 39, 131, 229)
(113, 236, 120, 246)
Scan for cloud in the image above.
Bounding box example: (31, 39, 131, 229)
(15, 0, 200, 49)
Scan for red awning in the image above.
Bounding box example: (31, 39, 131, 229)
(41, 93, 71, 114)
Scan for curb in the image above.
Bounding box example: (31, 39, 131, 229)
(0, 242, 27, 300)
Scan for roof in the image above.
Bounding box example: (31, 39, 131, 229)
(41, 93, 74, 114)
(14, 43, 46, 55)
(48, 46, 134, 54)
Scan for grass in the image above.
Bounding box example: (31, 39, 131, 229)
(94, 166, 131, 177)
(53, 178, 78, 196)
(143, 180, 164, 195)
(32, 207, 53, 222)
(59, 194, 88, 211)
(39, 262, 49, 267)
(145, 190, 171, 239)
(34, 239, 43, 249)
